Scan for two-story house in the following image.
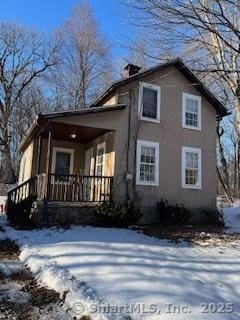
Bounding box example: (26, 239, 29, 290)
(8, 58, 228, 225)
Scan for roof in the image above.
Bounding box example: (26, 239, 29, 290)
(91, 58, 229, 118)
(20, 104, 127, 151)
(39, 103, 126, 119)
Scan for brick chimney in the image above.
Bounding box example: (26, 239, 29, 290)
(123, 63, 141, 78)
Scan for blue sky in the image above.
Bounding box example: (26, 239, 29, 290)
(0, 0, 131, 57)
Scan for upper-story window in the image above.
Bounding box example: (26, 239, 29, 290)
(139, 82, 161, 123)
(182, 93, 201, 130)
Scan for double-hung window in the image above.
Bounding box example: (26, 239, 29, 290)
(139, 82, 161, 122)
(182, 147, 202, 189)
(182, 93, 201, 130)
(136, 140, 159, 186)
(96, 142, 106, 176)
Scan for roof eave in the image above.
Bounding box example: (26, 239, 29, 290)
(91, 58, 229, 118)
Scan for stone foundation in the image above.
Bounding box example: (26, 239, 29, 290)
(31, 201, 102, 227)
(31, 201, 220, 227)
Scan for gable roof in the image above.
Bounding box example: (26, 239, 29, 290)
(91, 58, 229, 118)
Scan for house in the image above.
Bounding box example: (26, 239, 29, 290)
(7, 58, 228, 226)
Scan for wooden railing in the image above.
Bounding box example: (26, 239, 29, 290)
(7, 174, 113, 208)
(7, 176, 37, 205)
(49, 174, 113, 202)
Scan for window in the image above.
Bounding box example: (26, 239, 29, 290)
(182, 147, 202, 189)
(139, 82, 161, 122)
(96, 142, 106, 176)
(182, 93, 201, 130)
(136, 140, 159, 186)
(51, 147, 74, 181)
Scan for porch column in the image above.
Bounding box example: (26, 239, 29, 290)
(44, 127, 52, 224)
(36, 135, 42, 174)
(46, 127, 52, 176)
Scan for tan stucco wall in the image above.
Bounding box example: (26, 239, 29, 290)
(102, 93, 119, 106)
(116, 66, 217, 209)
(19, 142, 34, 183)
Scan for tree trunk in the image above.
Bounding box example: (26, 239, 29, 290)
(216, 167, 233, 205)
(0, 144, 16, 184)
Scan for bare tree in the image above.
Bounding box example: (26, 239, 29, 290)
(52, 1, 113, 109)
(10, 82, 51, 174)
(0, 22, 57, 183)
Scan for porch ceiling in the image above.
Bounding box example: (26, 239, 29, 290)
(41, 121, 112, 143)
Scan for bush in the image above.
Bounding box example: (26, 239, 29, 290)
(157, 199, 192, 225)
(95, 200, 141, 227)
(202, 209, 224, 226)
(7, 195, 36, 229)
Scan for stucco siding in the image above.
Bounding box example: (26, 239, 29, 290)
(117, 66, 217, 210)
(102, 93, 119, 106)
(19, 141, 34, 183)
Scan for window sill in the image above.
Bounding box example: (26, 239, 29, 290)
(139, 116, 160, 123)
(182, 124, 201, 131)
(182, 184, 202, 190)
(136, 181, 159, 187)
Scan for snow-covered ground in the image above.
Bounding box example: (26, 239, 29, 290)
(2, 222, 240, 320)
(222, 203, 240, 233)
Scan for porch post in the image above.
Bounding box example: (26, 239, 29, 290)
(46, 127, 52, 176)
(36, 135, 42, 175)
(43, 127, 52, 224)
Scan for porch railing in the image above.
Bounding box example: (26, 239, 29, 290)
(7, 174, 113, 207)
(49, 174, 113, 202)
(7, 176, 37, 205)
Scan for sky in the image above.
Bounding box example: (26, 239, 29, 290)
(0, 0, 131, 57)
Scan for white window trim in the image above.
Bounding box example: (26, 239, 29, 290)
(136, 140, 159, 186)
(51, 147, 75, 175)
(182, 92, 201, 131)
(138, 81, 161, 123)
(96, 142, 106, 176)
(182, 146, 202, 189)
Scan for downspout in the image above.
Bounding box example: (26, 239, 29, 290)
(126, 90, 132, 201)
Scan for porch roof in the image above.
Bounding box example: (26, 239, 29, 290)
(20, 104, 127, 151)
(41, 121, 111, 143)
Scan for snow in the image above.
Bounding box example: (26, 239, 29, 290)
(222, 203, 240, 234)
(3, 224, 240, 320)
(0, 281, 31, 304)
(0, 260, 22, 276)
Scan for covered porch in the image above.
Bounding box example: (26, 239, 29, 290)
(9, 120, 116, 210)
(34, 120, 115, 203)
